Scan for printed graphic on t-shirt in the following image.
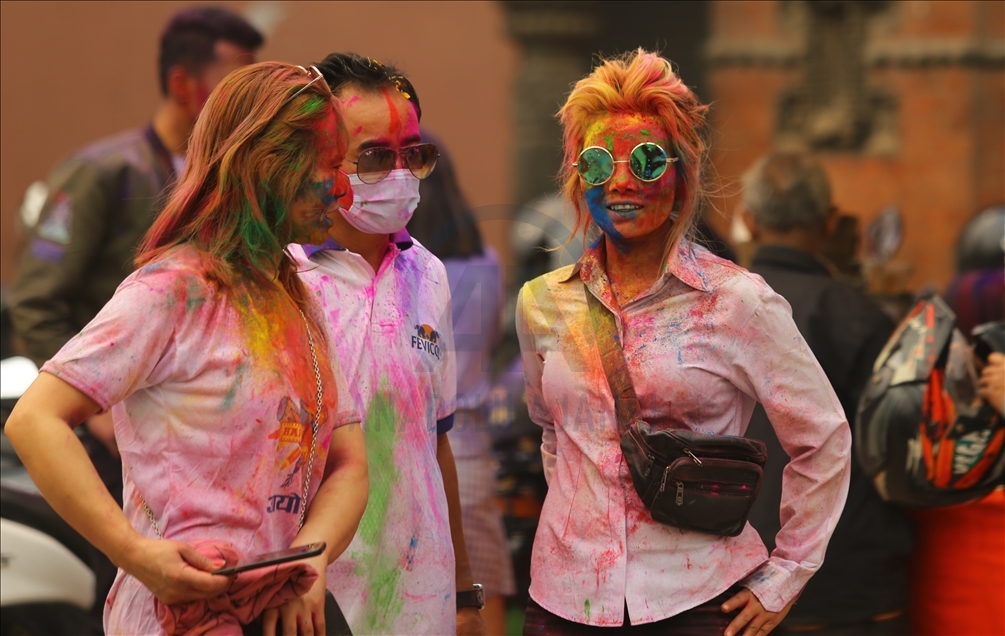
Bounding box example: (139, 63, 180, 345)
(411, 323, 441, 360)
(267, 395, 321, 514)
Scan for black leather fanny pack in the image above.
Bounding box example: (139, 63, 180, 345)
(586, 287, 767, 537)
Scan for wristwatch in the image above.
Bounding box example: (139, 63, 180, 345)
(456, 584, 485, 610)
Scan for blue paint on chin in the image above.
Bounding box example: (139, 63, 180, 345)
(313, 176, 338, 208)
(585, 186, 622, 241)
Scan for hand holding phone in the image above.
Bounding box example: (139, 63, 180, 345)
(212, 542, 326, 576)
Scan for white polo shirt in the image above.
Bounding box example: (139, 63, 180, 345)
(290, 231, 457, 635)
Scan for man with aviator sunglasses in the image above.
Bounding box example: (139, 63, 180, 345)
(289, 53, 486, 636)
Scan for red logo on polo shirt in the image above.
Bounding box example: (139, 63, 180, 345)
(412, 323, 441, 359)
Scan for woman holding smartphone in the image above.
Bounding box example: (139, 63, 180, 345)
(515, 50, 851, 635)
(5, 62, 368, 635)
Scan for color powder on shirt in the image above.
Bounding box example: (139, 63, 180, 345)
(356, 388, 405, 632)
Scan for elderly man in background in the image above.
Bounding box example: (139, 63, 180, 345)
(741, 152, 914, 636)
(7, 7, 262, 628)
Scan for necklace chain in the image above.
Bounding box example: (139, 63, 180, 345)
(142, 306, 323, 539)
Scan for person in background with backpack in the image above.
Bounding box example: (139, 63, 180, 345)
(740, 152, 913, 635)
(908, 205, 1005, 636)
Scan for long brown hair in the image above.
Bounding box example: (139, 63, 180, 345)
(137, 61, 343, 310)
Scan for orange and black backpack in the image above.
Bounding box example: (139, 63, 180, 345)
(856, 296, 1005, 507)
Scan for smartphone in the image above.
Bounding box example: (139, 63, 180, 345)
(212, 542, 326, 576)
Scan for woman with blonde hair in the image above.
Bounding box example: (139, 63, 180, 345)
(516, 50, 851, 635)
(5, 62, 368, 635)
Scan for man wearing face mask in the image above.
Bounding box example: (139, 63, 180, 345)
(289, 53, 486, 636)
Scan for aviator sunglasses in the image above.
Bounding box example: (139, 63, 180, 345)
(574, 142, 678, 186)
(352, 143, 440, 184)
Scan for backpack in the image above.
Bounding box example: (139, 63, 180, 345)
(856, 296, 1005, 507)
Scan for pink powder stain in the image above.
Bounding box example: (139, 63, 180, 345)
(594, 546, 621, 587)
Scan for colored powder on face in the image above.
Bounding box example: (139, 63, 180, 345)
(312, 176, 338, 209)
(357, 389, 399, 546)
(585, 186, 623, 242)
(640, 129, 651, 136)
(382, 88, 402, 138)
(584, 599, 591, 620)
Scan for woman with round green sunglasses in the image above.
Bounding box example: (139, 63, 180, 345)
(516, 49, 852, 636)
(573, 141, 679, 185)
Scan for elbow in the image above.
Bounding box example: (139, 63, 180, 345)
(2, 384, 51, 452)
(347, 457, 369, 533)
(4, 401, 31, 450)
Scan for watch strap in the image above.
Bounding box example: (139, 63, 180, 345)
(456, 584, 485, 609)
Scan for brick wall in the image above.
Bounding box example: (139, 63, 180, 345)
(707, 0, 1004, 291)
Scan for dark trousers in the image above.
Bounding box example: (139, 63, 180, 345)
(524, 587, 740, 635)
(776, 613, 910, 636)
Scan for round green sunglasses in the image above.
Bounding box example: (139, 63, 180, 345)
(574, 142, 678, 186)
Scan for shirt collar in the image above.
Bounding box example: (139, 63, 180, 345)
(301, 229, 414, 259)
(559, 238, 712, 293)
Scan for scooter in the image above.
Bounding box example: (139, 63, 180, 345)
(1, 354, 101, 636)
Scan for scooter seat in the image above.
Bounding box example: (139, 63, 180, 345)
(1, 484, 94, 567)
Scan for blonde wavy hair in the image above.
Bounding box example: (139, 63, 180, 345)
(558, 49, 709, 258)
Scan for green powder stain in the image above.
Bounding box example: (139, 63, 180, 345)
(604, 134, 615, 151)
(354, 387, 405, 632)
(364, 565, 404, 634)
(585, 599, 591, 620)
(186, 280, 206, 312)
(640, 129, 651, 136)
(299, 94, 326, 115)
(220, 362, 245, 411)
(357, 389, 399, 546)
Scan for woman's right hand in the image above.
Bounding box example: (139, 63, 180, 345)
(120, 536, 232, 605)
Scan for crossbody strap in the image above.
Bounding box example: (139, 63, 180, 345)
(584, 284, 642, 433)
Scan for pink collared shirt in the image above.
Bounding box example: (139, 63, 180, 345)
(515, 240, 851, 626)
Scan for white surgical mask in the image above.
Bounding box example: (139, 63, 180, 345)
(340, 169, 420, 235)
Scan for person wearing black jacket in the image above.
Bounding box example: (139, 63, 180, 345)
(741, 152, 913, 635)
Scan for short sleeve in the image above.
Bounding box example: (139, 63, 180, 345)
(40, 262, 190, 412)
(434, 261, 457, 423)
(330, 345, 361, 427)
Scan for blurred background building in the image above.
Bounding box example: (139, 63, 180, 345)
(3, 1, 1001, 294)
(1, 2, 1002, 633)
